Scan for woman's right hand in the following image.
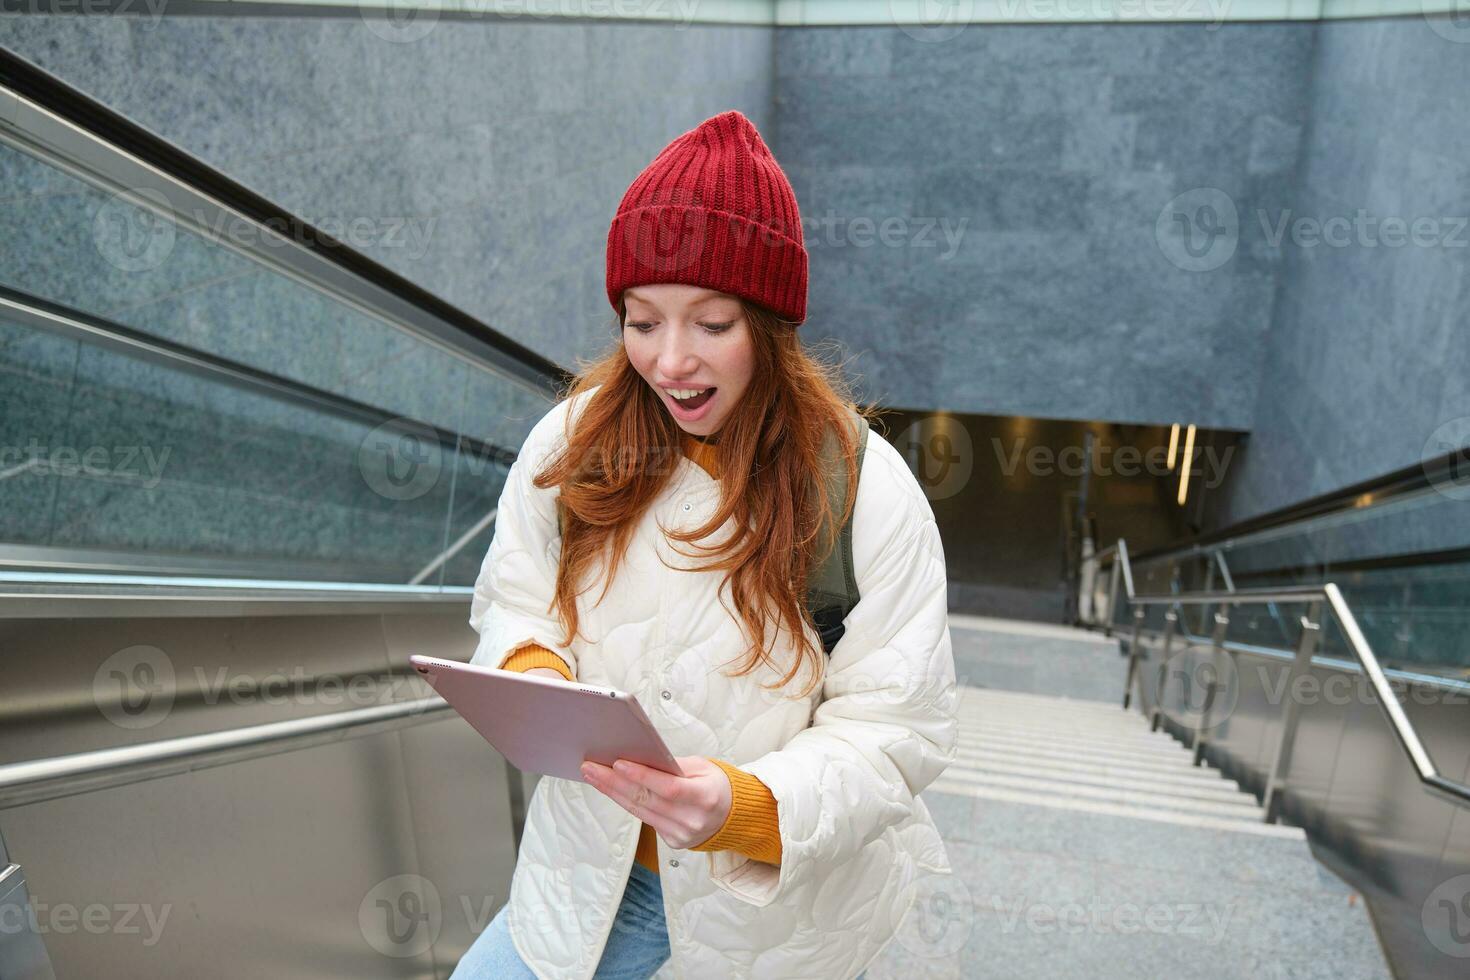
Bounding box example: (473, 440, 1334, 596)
(524, 666, 568, 681)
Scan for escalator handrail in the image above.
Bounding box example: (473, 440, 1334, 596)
(0, 695, 452, 810)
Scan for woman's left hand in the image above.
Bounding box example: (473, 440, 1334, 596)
(580, 756, 731, 849)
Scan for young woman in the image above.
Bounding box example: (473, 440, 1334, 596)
(451, 109, 957, 980)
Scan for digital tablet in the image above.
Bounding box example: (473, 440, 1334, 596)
(409, 654, 686, 781)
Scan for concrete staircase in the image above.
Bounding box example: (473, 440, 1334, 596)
(934, 687, 1290, 835)
(866, 618, 1391, 980)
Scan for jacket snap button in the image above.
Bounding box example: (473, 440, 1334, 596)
(668, 858, 680, 868)
(661, 689, 672, 700)
(682, 502, 692, 512)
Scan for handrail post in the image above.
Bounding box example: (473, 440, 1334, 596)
(1262, 601, 1323, 824)
(1150, 607, 1179, 731)
(1103, 557, 1121, 637)
(1122, 605, 1146, 710)
(1192, 604, 1232, 766)
(1199, 558, 1217, 634)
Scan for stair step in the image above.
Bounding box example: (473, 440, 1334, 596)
(938, 767, 1264, 818)
(927, 779, 1305, 840)
(948, 755, 1248, 800)
(958, 687, 1131, 715)
(951, 743, 1237, 786)
(957, 722, 1195, 760)
(952, 740, 1217, 775)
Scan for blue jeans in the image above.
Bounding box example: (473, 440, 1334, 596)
(449, 860, 869, 979)
(449, 861, 671, 979)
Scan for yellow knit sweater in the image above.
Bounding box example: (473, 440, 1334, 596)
(496, 431, 782, 876)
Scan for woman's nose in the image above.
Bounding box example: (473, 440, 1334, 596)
(657, 329, 699, 376)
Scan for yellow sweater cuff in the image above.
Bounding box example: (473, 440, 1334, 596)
(690, 758, 783, 866)
(498, 643, 575, 682)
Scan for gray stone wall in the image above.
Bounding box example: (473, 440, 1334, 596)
(774, 23, 1315, 430)
(1214, 19, 1470, 523)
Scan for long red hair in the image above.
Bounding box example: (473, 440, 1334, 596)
(532, 296, 879, 698)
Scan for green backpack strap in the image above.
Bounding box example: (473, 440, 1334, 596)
(805, 406, 869, 656)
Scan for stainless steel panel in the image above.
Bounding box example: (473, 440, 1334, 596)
(0, 605, 517, 979)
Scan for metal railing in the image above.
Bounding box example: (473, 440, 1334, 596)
(1094, 539, 1470, 823)
(0, 696, 451, 810)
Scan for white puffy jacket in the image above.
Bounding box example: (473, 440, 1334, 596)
(468, 385, 957, 979)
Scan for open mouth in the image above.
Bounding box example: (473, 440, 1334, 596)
(669, 387, 716, 411)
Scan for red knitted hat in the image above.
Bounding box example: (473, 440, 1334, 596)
(606, 110, 808, 324)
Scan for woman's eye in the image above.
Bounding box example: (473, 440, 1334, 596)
(700, 321, 734, 333)
(625, 321, 654, 333)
